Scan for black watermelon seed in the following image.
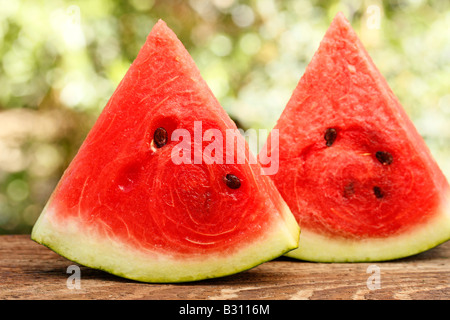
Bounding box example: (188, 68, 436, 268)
(373, 186, 384, 199)
(324, 128, 337, 147)
(375, 151, 393, 165)
(154, 127, 168, 148)
(224, 174, 241, 189)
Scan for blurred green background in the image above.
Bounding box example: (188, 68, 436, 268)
(0, 0, 449, 234)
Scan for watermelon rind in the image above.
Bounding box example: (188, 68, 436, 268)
(32, 201, 299, 283)
(285, 192, 450, 262)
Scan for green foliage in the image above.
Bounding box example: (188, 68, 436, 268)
(0, 0, 449, 233)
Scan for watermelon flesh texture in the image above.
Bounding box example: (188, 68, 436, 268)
(31, 20, 300, 282)
(262, 12, 450, 262)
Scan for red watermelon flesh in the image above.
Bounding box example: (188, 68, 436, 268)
(262, 12, 450, 262)
(31, 20, 299, 282)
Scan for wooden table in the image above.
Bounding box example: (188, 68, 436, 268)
(1, 235, 449, 300)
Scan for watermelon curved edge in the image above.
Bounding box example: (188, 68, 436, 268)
(32, 200, 299, 283)
(285, 191, 450, 262)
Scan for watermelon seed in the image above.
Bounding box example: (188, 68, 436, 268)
(154, 127, 168, 148)
(324, 128, 337, 147)
(375, 151, 393, 165)
(373, 186, 384, 199)
(343, 182, 354, 198)
(224, 174, 241, 189)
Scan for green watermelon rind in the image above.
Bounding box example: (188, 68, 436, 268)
(31, 201, 300, 283)
(285, 193, 450, 262)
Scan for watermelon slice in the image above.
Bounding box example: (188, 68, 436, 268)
(31, 20, 299, 282)
(261, 12, 450, 262)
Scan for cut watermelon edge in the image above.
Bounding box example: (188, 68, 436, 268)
(285, 191, 450, 262)
(31, 201, 300, 283)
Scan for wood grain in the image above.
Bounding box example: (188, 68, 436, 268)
(0, 235, 449, 300)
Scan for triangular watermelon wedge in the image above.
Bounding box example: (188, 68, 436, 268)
(261, 13, 450, 262)
(31, 20, 299, 282)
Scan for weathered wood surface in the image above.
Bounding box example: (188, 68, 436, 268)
(0, 235, 449, 300)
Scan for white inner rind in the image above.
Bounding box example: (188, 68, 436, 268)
(285, 192, 450, 262)
(32, 202, 300, 283)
